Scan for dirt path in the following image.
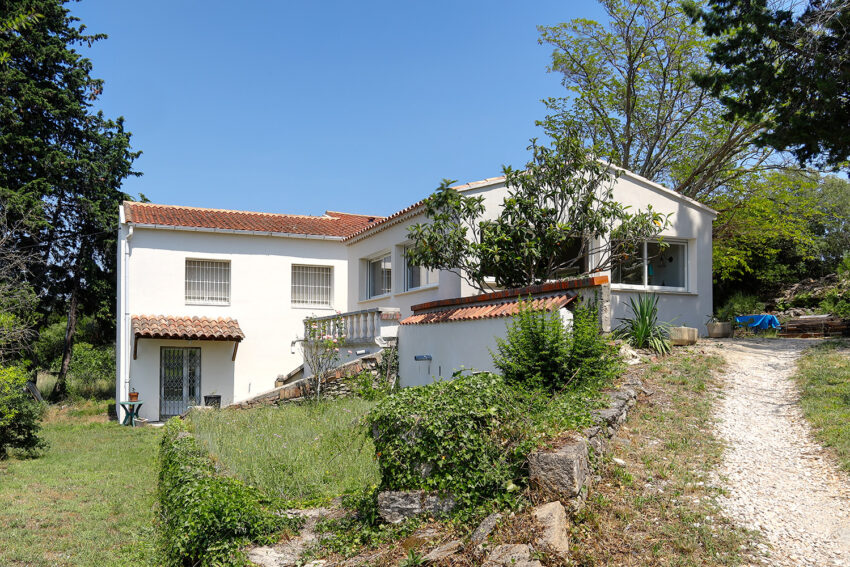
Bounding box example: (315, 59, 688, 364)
(709, 339, 850, 567)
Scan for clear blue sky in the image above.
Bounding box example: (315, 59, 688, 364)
(71, 1, 605, 217)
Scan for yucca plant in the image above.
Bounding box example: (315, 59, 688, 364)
(614, 294, 671, 355)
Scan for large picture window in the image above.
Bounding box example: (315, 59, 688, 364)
(404, 246, 437, 291)
(367, 255, 392, 298)
(612, 240, 687, 290)
(185, 259, 230, 305)
(292, 265, 333, 307)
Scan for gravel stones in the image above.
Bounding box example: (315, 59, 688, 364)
(711, 338, 850, 567)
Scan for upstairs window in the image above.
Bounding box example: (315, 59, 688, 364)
(185, 259, 230, 305)
(367, 255, 392, 298)
(292, 265, 333, 307)
(404, 246, 437, 291)
(611, 240, 687, 290)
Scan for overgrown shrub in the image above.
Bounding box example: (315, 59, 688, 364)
(0, 365, 46, 459)
(368, 372, 537, 509)
(614, 294, 671, 354)
(717, 292, 766, 321)
(157, 419, 296, 566)
(492, 300, 619, 391)
(66, 342, 115, 399)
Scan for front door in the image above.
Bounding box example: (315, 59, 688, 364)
(160, 347, 201, 419)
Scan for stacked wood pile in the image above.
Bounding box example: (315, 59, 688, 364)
(779, 315, 850, 338)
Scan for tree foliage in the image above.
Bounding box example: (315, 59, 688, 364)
(0, 365, 46, 459)
(539, 0, 775, 201)
(406, 132, 668, 292)
(0, 1, 140, 395)
(687, 0, 850, 168)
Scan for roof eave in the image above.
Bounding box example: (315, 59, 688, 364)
(125, 222, 346, 241)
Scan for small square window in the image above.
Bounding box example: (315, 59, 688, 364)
(292, 265, 333, 307)
(185, 259, 230, 305)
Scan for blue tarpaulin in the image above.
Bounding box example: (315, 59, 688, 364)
(735, 314, 781, 330)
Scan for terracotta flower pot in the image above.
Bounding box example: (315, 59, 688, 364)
(128, 391, 139, 402)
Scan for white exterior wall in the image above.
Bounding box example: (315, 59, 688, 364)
(398, 307, 573, 387)
(605, 172, 714, 331)
(116, 224, 349, 422)
(345, 211, 463, 318)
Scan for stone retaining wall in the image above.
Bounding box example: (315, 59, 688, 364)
(376, 377, 643, 524)
(232, 351, 385, 409)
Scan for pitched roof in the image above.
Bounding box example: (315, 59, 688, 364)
(123, 201, 384, 238)
(132, 315, 245, 341)
(400, 276, 608, 325)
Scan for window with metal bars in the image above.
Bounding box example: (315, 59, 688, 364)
(291, 265, 333, 307)
(185, 259, 231, 305)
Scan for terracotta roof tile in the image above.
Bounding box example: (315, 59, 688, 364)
(132, 315, 245, 341)
(123, 201, 384, 238)
(400, 294, 576, 325)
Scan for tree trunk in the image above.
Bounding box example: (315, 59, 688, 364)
(52, 278, 80, 400)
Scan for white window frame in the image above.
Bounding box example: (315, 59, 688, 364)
(185, 259, 231, 306)
(291, 265, 334, 308)
(610, 239, 689, 293)
(403, 245, 438, 292)
(365, 253, 392, 299)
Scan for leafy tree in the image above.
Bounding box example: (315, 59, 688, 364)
(406, 131, 668, 292)
(0, 211, 38, 362)
(538, 0, 776, 201)
(0, 1, 140, 396)
(0, 365, 46, 459)
(686, 0, 850, 168)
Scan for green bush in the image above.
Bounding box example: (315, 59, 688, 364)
(66, 342, 115, 399)
(0, 366, 47, 459)
(717, 292, 766, 321)
(367, 372, 564, 510)
(819, 289, 850, 318)
(492, 300, 618, 391)
(157, 419, 296, 566)
(614, 294, 671, 354)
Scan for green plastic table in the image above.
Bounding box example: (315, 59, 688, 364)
(120, 401, 143, 426)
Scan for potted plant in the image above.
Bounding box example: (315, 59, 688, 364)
(706, 309, 734, 338)
(128, 388, 139, 402)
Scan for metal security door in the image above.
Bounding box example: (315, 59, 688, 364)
(160, 347, 201, 419)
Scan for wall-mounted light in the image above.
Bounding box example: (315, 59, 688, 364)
(414, 354, 432, 361)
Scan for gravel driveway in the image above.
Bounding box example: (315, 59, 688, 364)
(709, 338, 850, 567)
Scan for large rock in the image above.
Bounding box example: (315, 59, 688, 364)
(483, 544, 542, 567)
(377, 490, 455, 524)
(532, 501, 570, 558)
(669, 326, 698, 346)
(470, 512, 502, 545)
(529, 435, 589, 499)
(423, 539, 463, 563)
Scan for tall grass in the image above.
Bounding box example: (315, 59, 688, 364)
(37, 370, 114, 401)
(794, 341, 850, 471)
(187, 398, 380, 504)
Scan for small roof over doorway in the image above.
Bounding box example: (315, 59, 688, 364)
(131, 315, 245, 360)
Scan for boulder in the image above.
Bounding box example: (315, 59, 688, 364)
(528, 435, 589, 499)
(470, 512, 502, 545)
(377, 490, 455, 524)
(423, 539, 463, 563)
(483, 544, 542, 567)
(532, 501, 570, 557)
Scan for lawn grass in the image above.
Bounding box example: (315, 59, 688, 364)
(187, 397, 380, 505)
(794, 340, 850, 471)
(569, 350, 758, 566)
(0, 404, 160, 567)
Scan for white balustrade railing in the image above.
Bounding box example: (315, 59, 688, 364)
(304, 307, 400, 345)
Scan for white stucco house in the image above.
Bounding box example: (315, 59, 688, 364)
(116, 169, 716, 422)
